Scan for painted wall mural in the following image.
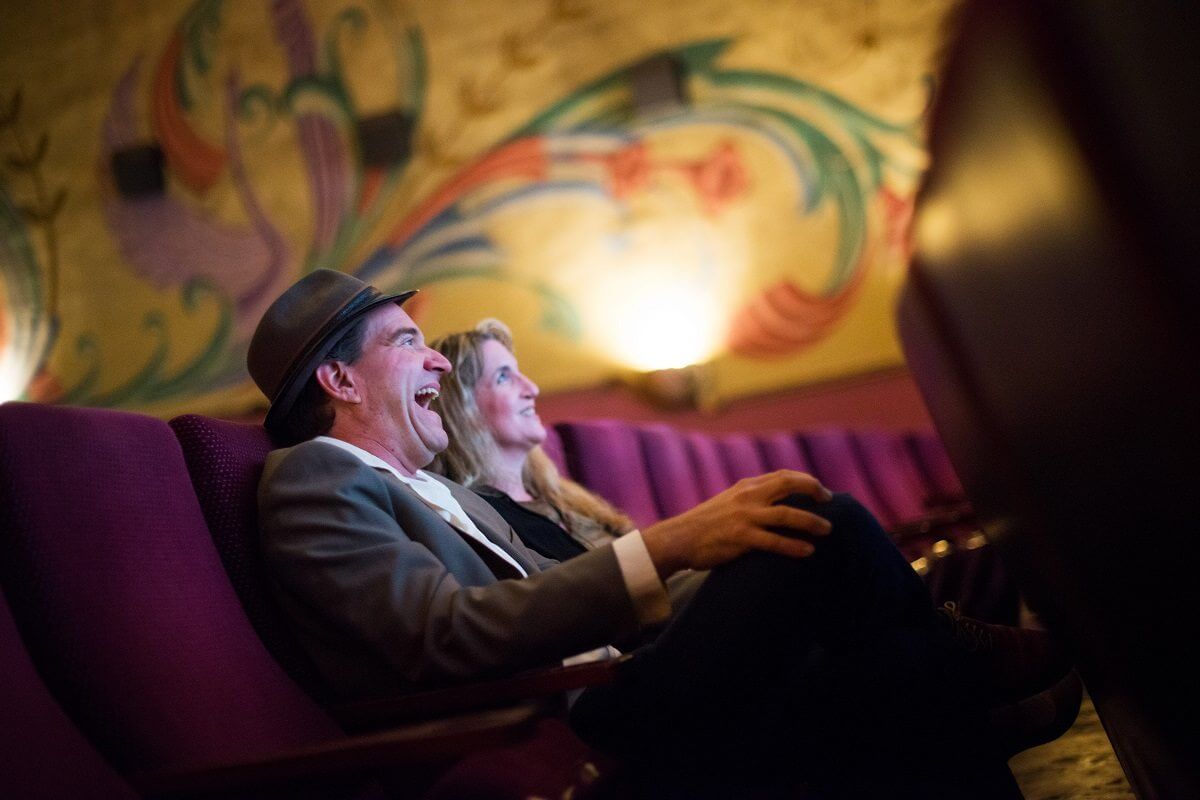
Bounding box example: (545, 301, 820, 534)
(0, 0, 956, 416)
(0, 90, 62, 404)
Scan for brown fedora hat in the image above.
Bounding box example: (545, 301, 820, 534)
(248, 269, 416, 433)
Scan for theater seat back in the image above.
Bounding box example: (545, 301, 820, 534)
(0, 404, 345, 776)
(0, 585, 137, 799)
(169, 413, 328, 699)
(555, 420, 659, 528)
(901, 1, 1200, 795)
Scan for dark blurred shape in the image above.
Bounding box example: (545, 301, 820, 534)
(110, 143, 166, 198)
(625, 363, 704, 409)
(357, 109, 414, 168)
(900, 1, 1200, 798)
(629, 53, 689, 114)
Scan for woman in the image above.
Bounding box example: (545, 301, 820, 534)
(430, 319, 632, 562)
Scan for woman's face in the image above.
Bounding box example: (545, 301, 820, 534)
(475, 338, 547, 455)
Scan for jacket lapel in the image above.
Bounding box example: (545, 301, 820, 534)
(431, 474, 543, 575)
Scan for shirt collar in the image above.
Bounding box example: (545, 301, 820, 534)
(313, 436, 529, 578)
(313, 436, 432, 486)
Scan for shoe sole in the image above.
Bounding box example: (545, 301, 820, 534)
(988, 668, 1084, 758)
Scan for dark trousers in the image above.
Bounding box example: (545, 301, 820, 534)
(571, 494, 1018, 799)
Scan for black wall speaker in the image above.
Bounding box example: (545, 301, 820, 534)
(629, 53, 689, 114)
(111, 144, 166, 198)
(357, 110, 415, 168)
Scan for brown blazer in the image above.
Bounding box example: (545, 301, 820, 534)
(258, 439, 641, 700)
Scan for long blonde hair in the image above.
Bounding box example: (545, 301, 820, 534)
(430, 319, 633, 538)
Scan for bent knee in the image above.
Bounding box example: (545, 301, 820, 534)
(780, 490, 874, 520)
(780, 491, 890, 544)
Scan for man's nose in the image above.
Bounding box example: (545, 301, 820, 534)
(425, 348, 451, 373)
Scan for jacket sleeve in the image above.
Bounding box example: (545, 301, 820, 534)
(258, 443, 642, 686)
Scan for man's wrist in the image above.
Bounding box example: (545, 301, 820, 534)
(640, 521, 685, 580)
(612, 531, 671, 625)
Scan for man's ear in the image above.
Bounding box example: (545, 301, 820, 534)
(315, 361, 360, 404)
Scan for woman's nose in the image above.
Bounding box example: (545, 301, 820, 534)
(521, 375, 539, 398)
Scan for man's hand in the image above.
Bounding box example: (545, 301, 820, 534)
(640, 470, 834, 579)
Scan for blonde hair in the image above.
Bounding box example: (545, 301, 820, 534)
(430, 319, 633, 539)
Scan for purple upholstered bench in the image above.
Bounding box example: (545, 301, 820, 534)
(552, 419, 1017, 623)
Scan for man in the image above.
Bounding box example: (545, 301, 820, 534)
(249, 270, 1076, 797)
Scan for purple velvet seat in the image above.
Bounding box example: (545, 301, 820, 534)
(717, 433, 769, 483)
(169, 413, 328, 699)
(0, 585, 137, 800)
(540, 426, 570, 478)
(799, 429, 892, 525)
(849, 430, 947, 562)
(758, 430, 814, 473)
(637, 424, 704, 520)
(554, 420, 659, 528)
(852, 431, 934, 525)
(908, 432, 968, 505)
(684, 431, 732, 499)
(854, 431, 982, 548)
(0, 403, 353, 780)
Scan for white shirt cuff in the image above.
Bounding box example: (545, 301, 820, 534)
(612, 530, 671, 626)
(563, 645, 621, 667)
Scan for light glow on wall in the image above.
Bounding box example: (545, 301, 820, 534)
(0, 349, 32, 402)
(604, 277, 726, 371)
(567, 214, 740, 373)
(0, 274, 53, 403)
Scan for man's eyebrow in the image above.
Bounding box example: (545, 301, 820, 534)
(385, 326, 420, 343)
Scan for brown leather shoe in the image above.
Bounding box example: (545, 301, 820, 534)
(987, 668, 1084, 758)
(938, 602, 1073, 703)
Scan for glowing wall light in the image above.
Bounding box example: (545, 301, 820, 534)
(604, 277, 725, 371)
(572, 217, 741, 377)
(0, 356, 30, 401)
(0, 315, 40, 402)
(0, 273, 54, 403)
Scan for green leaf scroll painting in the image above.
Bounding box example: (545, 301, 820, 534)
(15, 0, 924, 408)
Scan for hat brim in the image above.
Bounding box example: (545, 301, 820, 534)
(264, 288, 417, 434)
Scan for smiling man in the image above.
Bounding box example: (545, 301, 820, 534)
(248, 269, 1074, 798)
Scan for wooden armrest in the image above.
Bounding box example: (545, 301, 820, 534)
(331, 655, 630, 731)
(921, 497, 976, 521)
(129, 704, 538, 798)
(889, 504, 979, 544)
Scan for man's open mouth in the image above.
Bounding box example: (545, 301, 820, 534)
(415, 387, 440, 409)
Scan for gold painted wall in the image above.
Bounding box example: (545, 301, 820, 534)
(0, 0, 957, 417)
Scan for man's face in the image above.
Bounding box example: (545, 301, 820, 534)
(345, 304, 452, 472)
(474, 338, 546, 457)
